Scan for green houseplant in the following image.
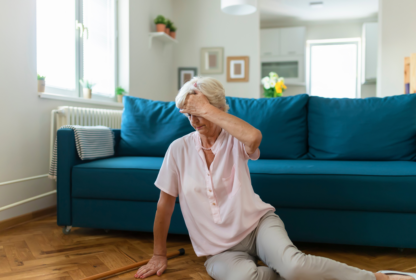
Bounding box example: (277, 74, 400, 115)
(165, 19, 172, 35)
(154, 15, 166, 32)
(79, 79, 96, 99)
(115, 86, 126, 103)
(170, 24, 177, 39)
(37, 74, 46, 93)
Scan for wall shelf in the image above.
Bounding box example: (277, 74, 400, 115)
(149, 32, 178, 48)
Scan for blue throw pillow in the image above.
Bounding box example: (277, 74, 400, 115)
(118, 96, 194, 157)
(308, 94, 416, 160)
(226, 94, 309, 159)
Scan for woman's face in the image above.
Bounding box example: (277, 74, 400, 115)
(186, 113, 217, 136)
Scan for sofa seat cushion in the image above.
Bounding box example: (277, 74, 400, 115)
(72, 156, 168, 202)
(248, 160, 416, 213)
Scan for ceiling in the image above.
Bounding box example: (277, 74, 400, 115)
(259, 0, 378, 23)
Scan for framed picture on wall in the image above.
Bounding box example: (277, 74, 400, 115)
(178, 67, 197, 89)
(200, 47, 224, 74)
(227, 56, 249, 82)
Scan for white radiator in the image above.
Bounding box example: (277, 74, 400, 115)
(50, 106, 123, 165)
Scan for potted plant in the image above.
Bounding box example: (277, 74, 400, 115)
(79, 79, 96, 99)
(170, 24, 177, 39)
(261, 72, 287, 98)
(115, 86, 126, 103)
(37, 74, 45, 92)
(154, 15, 166, 32)
(165, 19, 172, 35)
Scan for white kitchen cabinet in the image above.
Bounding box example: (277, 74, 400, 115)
(260, 28, 280, 56)
(362, 22, 378, 83)
(280, 27, 306, 55)
(260, 26, 306, 85)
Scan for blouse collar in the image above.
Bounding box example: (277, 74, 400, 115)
(193, 128, 226, 155)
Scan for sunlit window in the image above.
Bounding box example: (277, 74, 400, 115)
(36, 0, 117, 99)
(37, 0, 76, 94)
(307, 39, 361, 98)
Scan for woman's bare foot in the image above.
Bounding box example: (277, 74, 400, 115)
(374, 272, 414, 280)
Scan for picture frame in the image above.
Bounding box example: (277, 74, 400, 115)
(178, 67, 198, 89)
(200, 47, 224, 74)
(227, 56, 249, 82)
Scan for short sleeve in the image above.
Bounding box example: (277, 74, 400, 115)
(238, 139, 260, 161)
(154, 144, 180, 197)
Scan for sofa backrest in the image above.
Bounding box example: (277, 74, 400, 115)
(308, 94, 416, 161)
(226, 94, 309, 159)
(118, 96, 194, 157)
(118, 94, 309, 159)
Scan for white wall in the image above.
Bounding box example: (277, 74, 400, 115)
(261, 19, 377, 98)
(377, 0, 416, 97)
(172, 0, 261, 99)
(0, 0, 125, 222)
(128, 0, 176, 102)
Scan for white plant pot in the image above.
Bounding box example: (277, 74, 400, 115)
(38, 80, 45, 92)
(117, 95, 123, 103)
(83, 88, 92, 99)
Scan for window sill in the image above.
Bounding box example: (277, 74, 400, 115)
(38, 92, 124, 108)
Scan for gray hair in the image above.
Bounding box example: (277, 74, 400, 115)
(175, 77, 230, 113)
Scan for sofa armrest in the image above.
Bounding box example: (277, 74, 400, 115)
(57, 128, 120, 226)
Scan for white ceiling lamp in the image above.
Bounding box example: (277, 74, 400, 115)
(309, 1, 324, 9)
(221, 0, 257, 15)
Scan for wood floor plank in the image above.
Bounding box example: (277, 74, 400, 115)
(29, 272, 73, 280)
(0, 245, 11, 274)
(66, 269, 87, 280)
(4, 241, 36, 269)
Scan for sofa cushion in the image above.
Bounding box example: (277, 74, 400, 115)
(118, 96, 194, 157)
(226, 94, 309, 159)
(248, 159, 416, 213)
(73, 157, 416, 213)
(308, 94, 416, 160)
(72, 156, 170, 202)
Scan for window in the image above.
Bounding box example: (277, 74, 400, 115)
(306, 38, 361, 98)
(36, 0, 117, 100)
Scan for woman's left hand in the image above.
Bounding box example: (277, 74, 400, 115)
(179, 89, 211, 117)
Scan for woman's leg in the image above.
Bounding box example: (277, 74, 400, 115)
(204, 250, 282, 280)
(255, 213, 376, 280)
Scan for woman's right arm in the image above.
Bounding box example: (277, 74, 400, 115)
(135, 191, 177, 279)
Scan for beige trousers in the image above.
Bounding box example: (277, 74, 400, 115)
(204, 210, 376, 280)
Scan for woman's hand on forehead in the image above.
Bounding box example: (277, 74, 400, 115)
(179, 89, 211, 117)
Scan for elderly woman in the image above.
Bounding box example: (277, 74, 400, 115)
(134, 77, 414, 280)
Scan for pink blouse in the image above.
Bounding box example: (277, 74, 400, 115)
(154, 128, 276, 257)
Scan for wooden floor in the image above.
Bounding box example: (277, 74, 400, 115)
(0, 215, 416, 280)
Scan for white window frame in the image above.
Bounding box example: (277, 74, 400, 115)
(306, 38, 362, 98)
(37, 0, 119, 102)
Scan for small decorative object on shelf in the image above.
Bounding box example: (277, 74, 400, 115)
(170, 24, 177, 39)
(79, 79, 96, 99)
(261, 72, 287, 98)
(165, 19, 172, 35)
(154, 15, 166, 32)
(37, 74, 46, 93)
(115, 86, 127, 103)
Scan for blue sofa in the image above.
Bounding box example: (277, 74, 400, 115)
(57, 94, 416, 249)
